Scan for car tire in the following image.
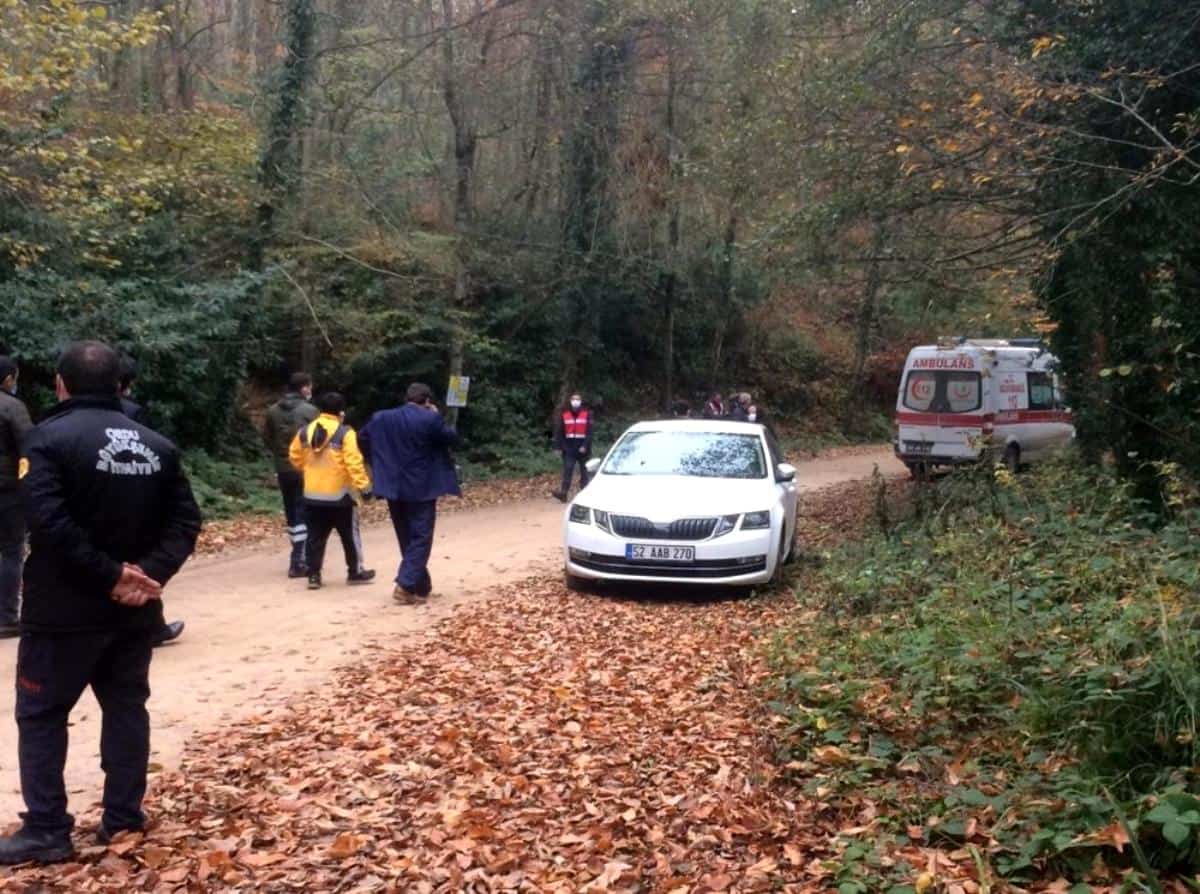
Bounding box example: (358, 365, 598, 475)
(769, 530, 788, 584)
(564, 569, 591, 593)
(1003, 444, 1020, 474)
(783, 525, 798, 566)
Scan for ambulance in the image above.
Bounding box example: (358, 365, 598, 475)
(894, 338, 1075, 474)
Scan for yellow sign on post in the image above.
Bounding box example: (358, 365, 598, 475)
(446, 375, 470, 408)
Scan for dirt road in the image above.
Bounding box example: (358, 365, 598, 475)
(0, 445, 903, 821)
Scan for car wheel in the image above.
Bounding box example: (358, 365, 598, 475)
(770, 530, 788, 584)
(783, 525, 798, 566)
(564, 569, 591, 593)
(1003, 444, 1020, 474)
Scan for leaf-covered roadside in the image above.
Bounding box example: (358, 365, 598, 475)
(5, 514, 874, 892)
(768, 460, 1200, 892)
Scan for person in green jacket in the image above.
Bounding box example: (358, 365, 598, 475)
(262, 373, 319, 577)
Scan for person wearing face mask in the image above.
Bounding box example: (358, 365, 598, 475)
(552, 393, 593, 503)
(0, 356, 31, 638)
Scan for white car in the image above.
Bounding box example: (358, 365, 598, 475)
(563, 419, 799, 589)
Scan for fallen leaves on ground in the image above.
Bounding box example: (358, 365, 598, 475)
(794, 475, 912, 551)
(196, 475, 558, 556)
(8, 576, 855, 892)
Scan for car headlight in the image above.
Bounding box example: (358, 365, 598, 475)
(593, 509, 612, 533)
(569, 504, 591, 524)
(712, 514, 739, 538)
(741, 510, 771, 530)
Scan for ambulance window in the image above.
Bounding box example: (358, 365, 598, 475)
(1028, 372, 1055, 410)
(944, 373, 981, 412)
(903, 371, 937, 411)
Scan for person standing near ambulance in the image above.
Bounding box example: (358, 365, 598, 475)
(552, 392, 593, 502)
(0, 355, 32, 639)
(0, 341, 200, 864)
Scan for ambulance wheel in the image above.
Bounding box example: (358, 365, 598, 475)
(906, 462, 928, 481)
(1003, 444, 1021, 474)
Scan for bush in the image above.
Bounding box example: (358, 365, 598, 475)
(184, 450, 279, 520)
(767, 456, 1200, 885)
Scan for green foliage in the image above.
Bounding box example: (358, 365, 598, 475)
(1015, 2, 1200, 497)
(0, 270, 271, 451)
(183, 450, 279, 520)
(768, 457, 1200, 882)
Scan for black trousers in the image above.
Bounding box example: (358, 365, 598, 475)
(0, 489, 24, 624)
(16, 629, 154, 837)
(388, 500, 437, 594)
(305, 502, 363, 576)
(277, 470, 307, 565)
(560, 446, 590, 495)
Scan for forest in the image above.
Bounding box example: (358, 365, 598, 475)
(1, 0, 1198, 493)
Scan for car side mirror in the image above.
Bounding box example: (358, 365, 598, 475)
(776, 463, 796, 483)
(585, 458, 602, 476)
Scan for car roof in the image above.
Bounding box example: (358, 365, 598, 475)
(626, 419, 766, 435)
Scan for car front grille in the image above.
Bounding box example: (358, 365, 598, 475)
(572, 555, 767, 579)
(610, 515, 718, 541)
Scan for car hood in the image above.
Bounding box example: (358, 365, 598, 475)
(579, 473, 775, 520)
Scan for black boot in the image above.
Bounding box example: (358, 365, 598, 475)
(288, 544, 308, 578)
(152, 620, 185, 647)
(0, 827, 74, 865)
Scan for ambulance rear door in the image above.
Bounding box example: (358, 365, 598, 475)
(897, 354, 985, 462)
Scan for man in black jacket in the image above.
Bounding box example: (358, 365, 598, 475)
(119, 356, 185, 647)
(0, 355, 32, 638)
(0, 341, 201, 865)
(263, 373, 318, 577)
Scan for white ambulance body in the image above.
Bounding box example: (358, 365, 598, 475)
(894, 338, 1074, 472)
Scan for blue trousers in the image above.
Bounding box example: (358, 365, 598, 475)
(388, 500, 437, 594)
(16, 629, 154, 837)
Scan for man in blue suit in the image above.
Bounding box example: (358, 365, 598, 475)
(361, 383, 460, 605)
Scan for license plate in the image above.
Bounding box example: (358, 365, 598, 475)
(904, 440, 933, 456)
(626, 544, 695, 562)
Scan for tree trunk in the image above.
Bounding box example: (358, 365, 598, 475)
(251, 0, 316, 270)
(661, 40, 680, 411)
(843, 217, 888, 432)
(561, 0, 627, 391)
(435, 0, 478, 428)
(254, 0, 276, 79)
(710, 209, 737, 387)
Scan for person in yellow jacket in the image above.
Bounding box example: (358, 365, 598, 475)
(288, 392, 376, 590)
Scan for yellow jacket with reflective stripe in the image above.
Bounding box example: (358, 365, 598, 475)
(288, 414, 371, 504)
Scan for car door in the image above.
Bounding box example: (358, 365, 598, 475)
(764, 429, 798, 539)
(1025, 371, 1057, 459)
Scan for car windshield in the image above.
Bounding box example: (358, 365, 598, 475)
(603, 430, 767, 479)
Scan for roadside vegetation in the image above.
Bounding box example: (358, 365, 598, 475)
(768, 458, 1200, 891)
